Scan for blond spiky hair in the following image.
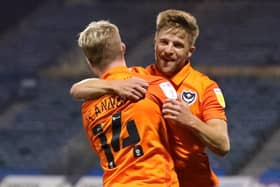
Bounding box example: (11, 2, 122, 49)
(156, 9, 199, 46)
(78, 20, 122, 67)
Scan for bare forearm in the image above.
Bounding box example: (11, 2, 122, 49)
(70, 77, 148, 101)
(186, 117, 230, 156)
(162, 99, 230, 156)
(70, 79, 115, 100)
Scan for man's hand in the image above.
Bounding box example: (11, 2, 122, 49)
(112, 77, 148, 101)
(162, 98, 195, 126)
(162, 98, 230, 156)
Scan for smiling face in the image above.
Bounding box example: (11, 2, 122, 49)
(154, 28, 194, 78)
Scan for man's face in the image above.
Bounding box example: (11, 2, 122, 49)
(154, 28, 194, 77)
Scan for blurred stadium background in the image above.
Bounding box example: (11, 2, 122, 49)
(0, 0, 279, 186)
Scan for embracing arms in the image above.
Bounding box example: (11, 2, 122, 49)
(70, 77, 148, 101)
(70, 77, 230, 156)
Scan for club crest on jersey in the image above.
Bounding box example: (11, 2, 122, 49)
(181, 90, 197, 105)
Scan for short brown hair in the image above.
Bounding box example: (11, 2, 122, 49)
(156, 9, 199, 46)
(78, 20, 122, 68)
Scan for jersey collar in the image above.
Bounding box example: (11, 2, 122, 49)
(171, 62, 192, 87)
(146, 62, 192, 87)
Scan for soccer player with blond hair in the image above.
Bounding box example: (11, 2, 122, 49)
(77, 20, 179, 187)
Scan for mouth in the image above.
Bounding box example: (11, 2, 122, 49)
(161, 55, 175, 62)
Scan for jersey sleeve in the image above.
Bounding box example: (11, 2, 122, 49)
(201, 82, 227, 122)
(147, 80, 177, 106)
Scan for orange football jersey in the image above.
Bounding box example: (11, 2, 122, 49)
(81, 66, 179, 187)
(146, 62, 227, 187)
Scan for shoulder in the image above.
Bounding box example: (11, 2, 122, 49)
(189, 67, 219, 89)
(129, 66, 150, 75)
(188, 68, 226, 107)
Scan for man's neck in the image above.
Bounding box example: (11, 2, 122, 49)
(97, 58, 127, 77)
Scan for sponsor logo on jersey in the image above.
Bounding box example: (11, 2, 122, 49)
(181, 90, 197, 105)
(214, 88, 226, 108)
(159, 82, 177, 99)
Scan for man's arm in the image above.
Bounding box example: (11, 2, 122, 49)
(162, 98, 230, 156)
(70, 77, 149, 101)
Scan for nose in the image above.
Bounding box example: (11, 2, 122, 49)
(164, 43, 174, 54)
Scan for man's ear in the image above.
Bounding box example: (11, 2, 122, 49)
(187, 46, 196, 58)
(121, 42, 126, 53)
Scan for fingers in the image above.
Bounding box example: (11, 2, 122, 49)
(162, 98, 187, 120)
(130, 77, 149, 90)
(162, 107, 180, 120)
(132, 82, 148, 97)
(118, 77, 149, 101)
(162, 100, 180, 118)
(163, 114, 177, 120)
(163, 99, 180, 110)
(162, 106, 179, 116)
(129, 89, 146, 101)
